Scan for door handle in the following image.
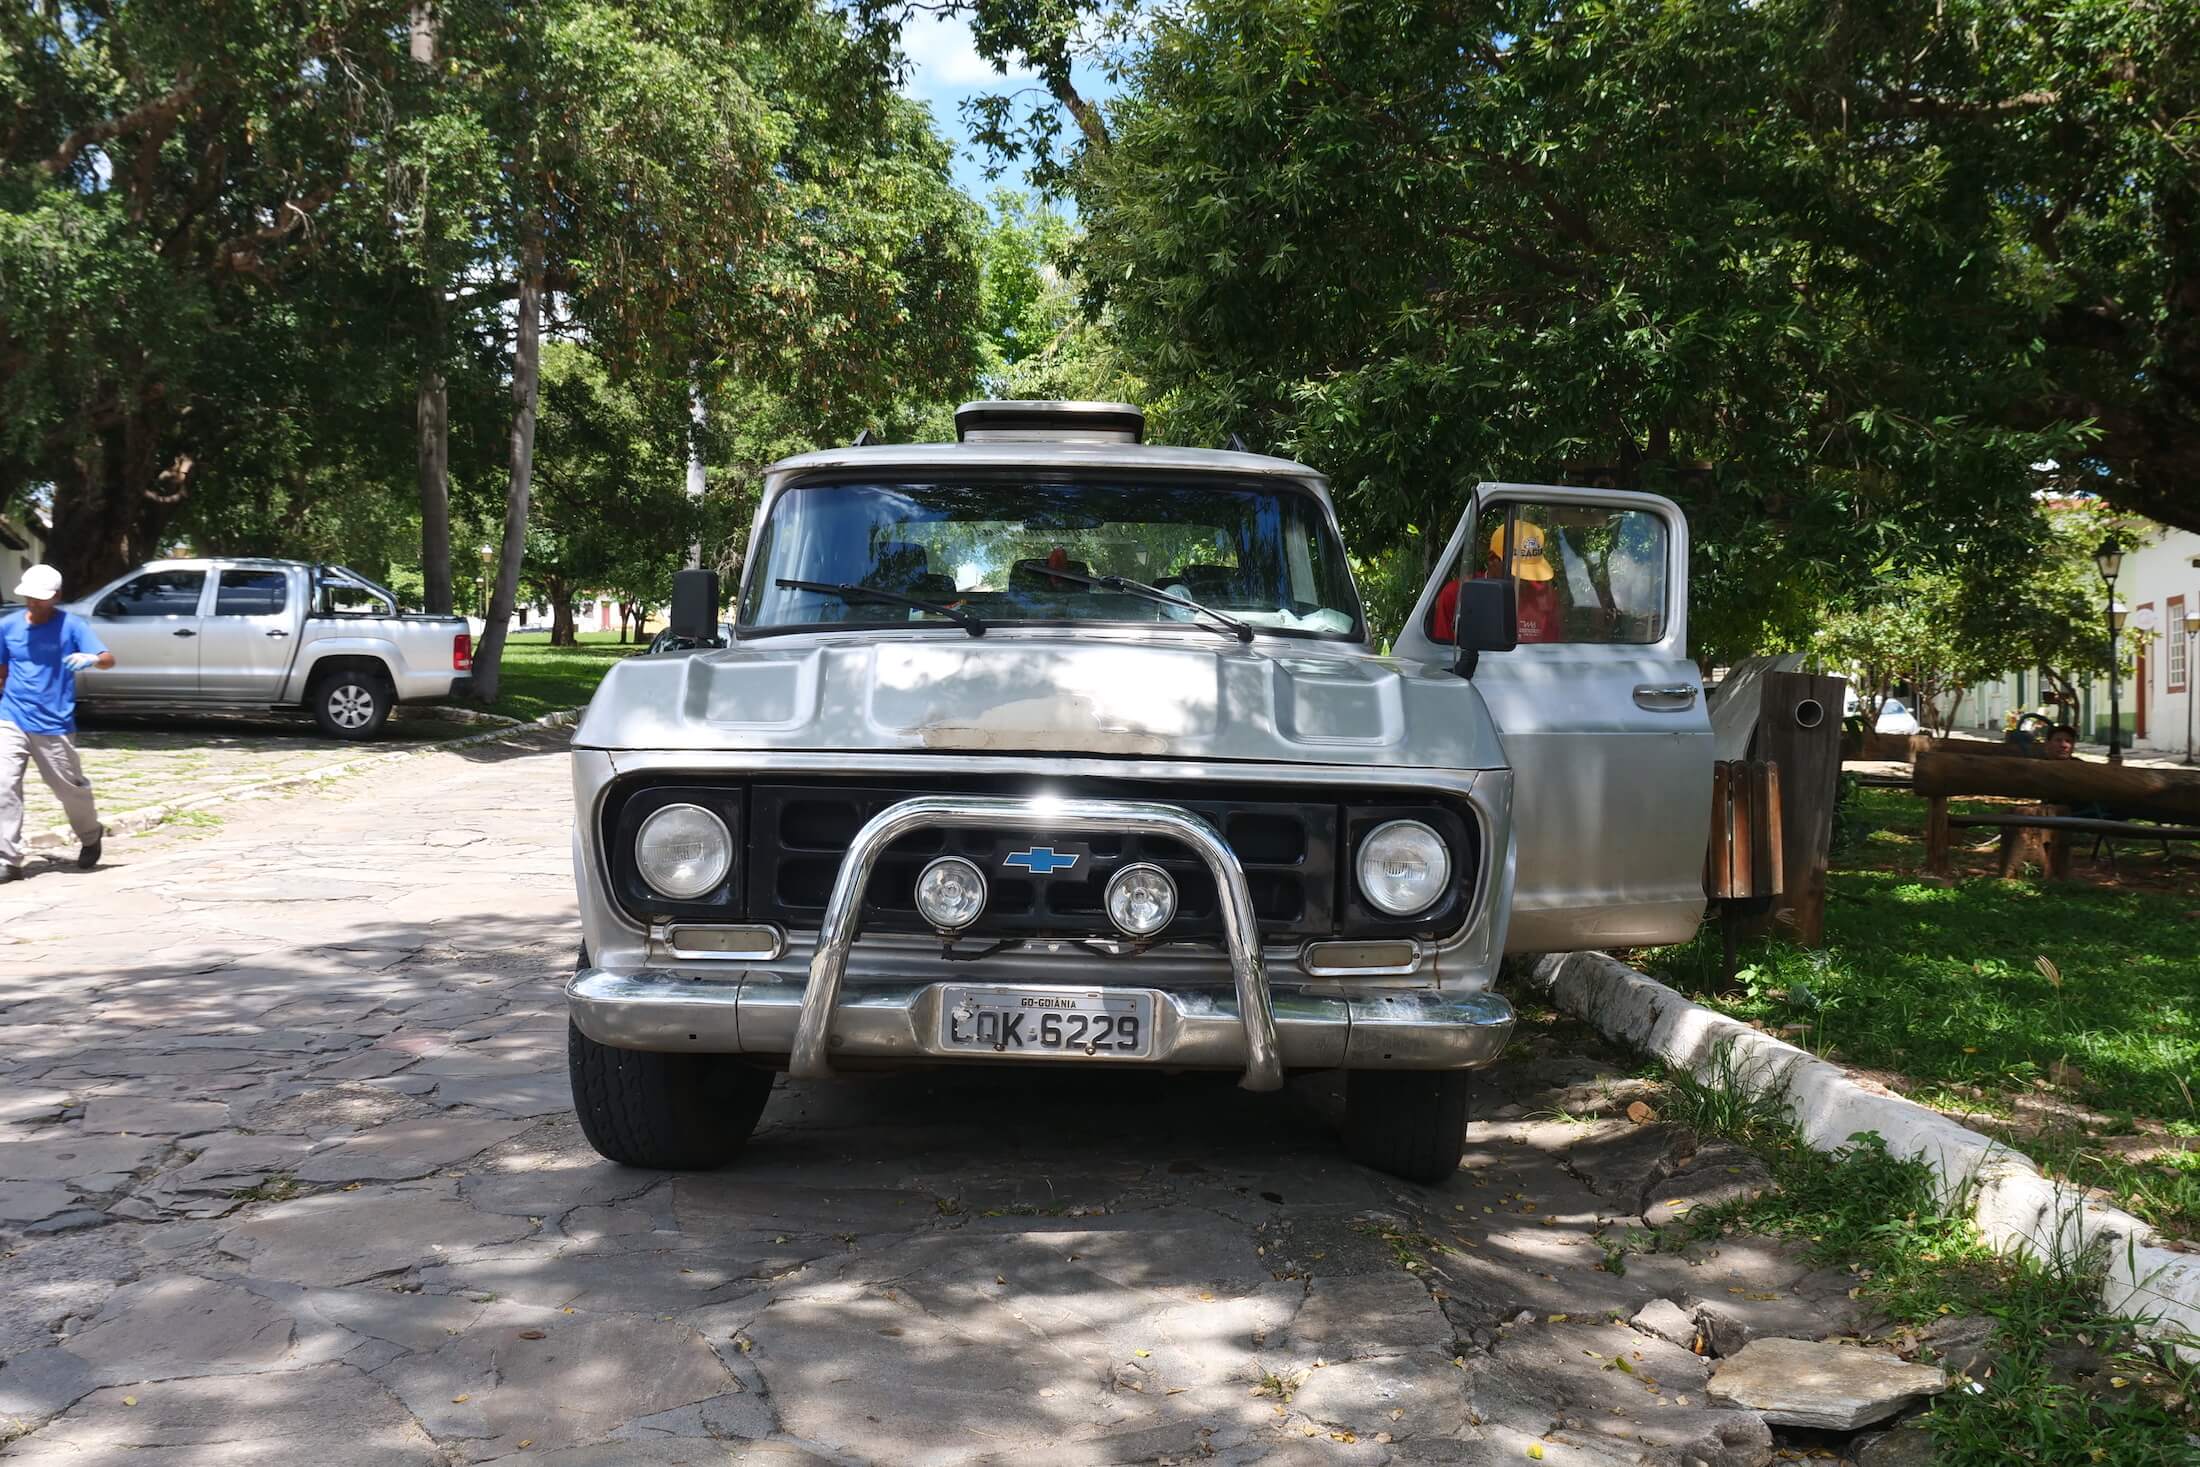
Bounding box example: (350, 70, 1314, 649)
(1633, 682, 1697, 711)
(266, 629, 289, 638)
(172, 628, 197, 638)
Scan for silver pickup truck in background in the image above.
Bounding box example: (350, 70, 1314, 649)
(63, 558, 474, 738)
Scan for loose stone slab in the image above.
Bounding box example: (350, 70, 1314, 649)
(1629, 1297, 1700, 1351)
(1566, 1120, 1694, 1208)
(62, 1275, 296, 1382)
(294, 1114, 533, 1183)
(1643, 1142, 1774, 1227)
(219, 1182, 536, 1286)
(0, 1179, 77, 1224)
(0, 1135, 161, 1183)
(1707, 1337, 1948, 1429)
(1467, 1318, 1774, 1467)
(373, 1315, 736, 1460)
(2, 1364, 439, 1466)
(80, 1097, 231, 1135)
(1271, 1272, 1452, 1362)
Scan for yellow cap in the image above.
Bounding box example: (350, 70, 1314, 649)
(1489, 520, 1555, 582)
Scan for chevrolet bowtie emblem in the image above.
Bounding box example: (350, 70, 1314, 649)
(1004, 847, 1080, 875)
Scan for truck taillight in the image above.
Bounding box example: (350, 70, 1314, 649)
(454, 633, 473, 672)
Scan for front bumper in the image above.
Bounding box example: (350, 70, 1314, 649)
(568, 967, 1515, 1073)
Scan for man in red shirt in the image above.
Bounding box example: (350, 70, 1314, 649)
(1431, 520, 1560, 644)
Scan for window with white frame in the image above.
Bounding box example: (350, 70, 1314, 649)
(2172, 595, 2190, 693)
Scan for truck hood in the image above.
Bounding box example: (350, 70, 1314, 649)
(571, 631, 1507, 771)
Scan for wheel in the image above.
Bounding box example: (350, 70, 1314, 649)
(310, 668, 392, 739)
(1344, 1069, 1474, 1184)
(567, 1021, 775, 1170)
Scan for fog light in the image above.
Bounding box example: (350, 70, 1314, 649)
(915, 855, 986, 930)
(1105, 862, 1178, 938)
(1356, 819, 1450, 916)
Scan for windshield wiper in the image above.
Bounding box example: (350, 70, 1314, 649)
(774, 578, 985, 637)
(1033, 568, 1255, 643)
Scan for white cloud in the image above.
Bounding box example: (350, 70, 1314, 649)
(898, 9, 1032, 93)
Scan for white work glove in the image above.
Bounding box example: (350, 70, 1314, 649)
(63, 652, 100, 672)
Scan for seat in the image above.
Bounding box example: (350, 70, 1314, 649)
(867, 541, 930, 589)
(1174, 564, 1239, 601)
(1009, 555, 1092, 591)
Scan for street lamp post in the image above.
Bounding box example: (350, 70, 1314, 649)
(2184, 607, 2200, 766)
(2094, 536, 2124, 765)
(477, 543, 494, 620)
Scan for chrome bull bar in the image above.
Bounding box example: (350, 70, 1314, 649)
(788, 795, 1284, 1091)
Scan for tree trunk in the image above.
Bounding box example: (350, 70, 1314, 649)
(1938, 687, 1966, 739)
(45, 387, 176, 593)
(469, 209, 542, 704)
(416, 352, 452, 613)
(1914, 750, 2200, 821)
(548, 575, 574, 646)
(408, 6, 454, 614)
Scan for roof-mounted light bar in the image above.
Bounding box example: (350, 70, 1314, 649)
(952, 400, 1146, 445)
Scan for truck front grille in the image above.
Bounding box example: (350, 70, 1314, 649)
(601, 774, 1476, 941)
(750, 782, 1335, 940)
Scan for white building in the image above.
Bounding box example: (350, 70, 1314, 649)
(1962, 521, 2200, 758)
(0, 510, 48, 594)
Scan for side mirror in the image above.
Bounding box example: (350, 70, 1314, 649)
(1451, 578, 1518, 677)
(669, 569, 722, 643)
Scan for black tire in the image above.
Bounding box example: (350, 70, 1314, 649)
(1344, 1069, 1474, 1184)
(309, 667, 393, 739)
(567, 1021, 774, 1170)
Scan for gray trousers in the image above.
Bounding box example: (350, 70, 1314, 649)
(0, 720, 103, 867)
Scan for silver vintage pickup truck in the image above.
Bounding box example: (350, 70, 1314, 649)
(65, 558, 474, 738)
(565, 401, 1713, 1181)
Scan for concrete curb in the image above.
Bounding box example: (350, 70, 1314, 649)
(1530, 950, 2200, 1360)
(29, 707, 582, 853)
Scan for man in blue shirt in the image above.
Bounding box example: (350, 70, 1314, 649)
(0, 564, 115, 880)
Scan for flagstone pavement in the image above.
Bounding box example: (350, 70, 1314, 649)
(0, 728, 1865, 1465)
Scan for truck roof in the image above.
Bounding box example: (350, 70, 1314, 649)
(131, 556, 309, 571)
(765, 399, 1330, 499)
(762, 441, 1335, 509)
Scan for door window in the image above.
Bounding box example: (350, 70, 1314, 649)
(213, 569, 288, 617)
(96, 569, 206, 617)
(1426, 502, 1667, 645)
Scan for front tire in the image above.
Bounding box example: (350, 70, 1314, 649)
(310, 669, 393, 739)
(568, 1021, 774, 1170)
(1344, 1069, 1474, 1184)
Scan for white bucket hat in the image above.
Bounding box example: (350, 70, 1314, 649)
(11, 564, 62, 601)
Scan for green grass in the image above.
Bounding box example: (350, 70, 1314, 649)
(1648, 1064, 2200, 1465)
(1639, 784, 2200, 1236)
(475, 630, 648, 722)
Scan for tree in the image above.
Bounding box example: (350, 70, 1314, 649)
(437, 0, 985, 699)
(0, 1, 428, 590)
(1948, 498, 2128, 724)
(947, 0, 2200, 659)
(528, 342, 696, 645)
(1816, 498, 2129, 736)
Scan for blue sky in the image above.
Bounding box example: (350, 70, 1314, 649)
(895, 9, 1113, 205)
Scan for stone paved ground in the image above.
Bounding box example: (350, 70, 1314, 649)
(15, 709, 487, 849)
(0, 731, 1892, 1465)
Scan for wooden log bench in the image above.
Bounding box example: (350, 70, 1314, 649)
(1914, 751, 2200, 878)
(1942, 810, 2200, 878)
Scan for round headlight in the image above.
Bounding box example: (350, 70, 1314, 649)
(635, 803, 732, 900)
(915, 855, 987, 931)
(1356, 819, 1451, 917)
(1105, 862, 1178, 938)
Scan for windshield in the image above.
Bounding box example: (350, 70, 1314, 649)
(741, 477, 1364, 640)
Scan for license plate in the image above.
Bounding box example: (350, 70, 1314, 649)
(938, 985, 1155, 1059)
